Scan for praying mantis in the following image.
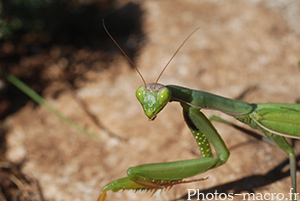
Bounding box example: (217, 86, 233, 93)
(98, 24, 300, 201)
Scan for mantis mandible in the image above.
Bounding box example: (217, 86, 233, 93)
(98, 24, 300, 201)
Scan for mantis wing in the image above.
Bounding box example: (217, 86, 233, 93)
(250, 103, 300, 139)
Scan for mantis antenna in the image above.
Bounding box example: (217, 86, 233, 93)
(103, 19, 200, 89)
(154, 27, 200, 89)
(102, 20, 147, 87)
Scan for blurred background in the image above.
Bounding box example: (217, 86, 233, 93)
(0, 0, 300, 201)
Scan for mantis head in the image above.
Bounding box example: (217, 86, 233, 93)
(136, 83, 171, 120)
(103, 21, 198, 120)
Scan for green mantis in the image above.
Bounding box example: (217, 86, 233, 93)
(98, 24, 300, 201)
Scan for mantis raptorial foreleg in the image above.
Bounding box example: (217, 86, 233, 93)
(98, 23, 300, 201)
(99, 101, 226, 200)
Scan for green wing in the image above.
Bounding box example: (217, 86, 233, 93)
(250, 103, 300, 139)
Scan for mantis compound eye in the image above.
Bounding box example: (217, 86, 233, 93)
(158, 87, 171, 106)
(136, 86, 145, 103)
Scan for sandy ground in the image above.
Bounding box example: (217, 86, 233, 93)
(2, 0, 300, 201)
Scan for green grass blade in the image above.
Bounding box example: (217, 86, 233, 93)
(2, 70, 96, 137)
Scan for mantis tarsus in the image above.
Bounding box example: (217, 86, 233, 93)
(98, 24, 300, 201)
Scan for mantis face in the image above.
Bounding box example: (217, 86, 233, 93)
(136, 83, 171, 120)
